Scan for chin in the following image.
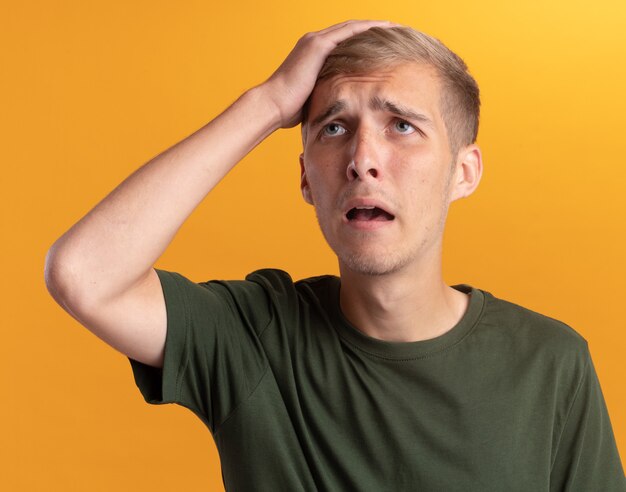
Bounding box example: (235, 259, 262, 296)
(316, 216, 417, 276)
(338, 248, 412, 276)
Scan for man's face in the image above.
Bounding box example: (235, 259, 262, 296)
(300, 62, 463, 276)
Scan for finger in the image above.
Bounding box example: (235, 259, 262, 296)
(317, 20, 402, 46)
(319, 19, 394, 34)
(313, 19, 395, 37)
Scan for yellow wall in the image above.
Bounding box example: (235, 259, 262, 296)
(2, 0, 624, 489)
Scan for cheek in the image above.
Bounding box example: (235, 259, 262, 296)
(397, 159, 447, 213)
(306, 154, 343, 186)
(405, 153, 447, 188)
(305, 165, 335, 208)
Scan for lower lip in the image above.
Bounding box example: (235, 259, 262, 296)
(343, 217, 395, 230)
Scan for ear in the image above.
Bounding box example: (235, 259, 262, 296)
(299, 153, 314, 205)
(448, 144, 483, 203)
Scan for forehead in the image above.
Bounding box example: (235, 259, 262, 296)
(307, 62, 443, 124)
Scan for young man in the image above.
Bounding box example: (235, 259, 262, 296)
(45, 20, 625, 491)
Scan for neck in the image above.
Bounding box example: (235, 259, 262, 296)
(338, 249, 469, 343)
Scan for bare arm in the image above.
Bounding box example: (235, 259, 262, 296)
(45, 85, 281, 305)
(44, 20, 396, 367)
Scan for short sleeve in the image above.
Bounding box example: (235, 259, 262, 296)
(128, 269, 272, 434)
(550, 345, 626, 491)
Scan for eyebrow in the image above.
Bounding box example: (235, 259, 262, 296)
(309, 96, 434, 131)
(310, 100, 347, 129)
(370, 96, 434, 129)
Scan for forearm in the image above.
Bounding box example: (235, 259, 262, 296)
(45, 85, 280, 305)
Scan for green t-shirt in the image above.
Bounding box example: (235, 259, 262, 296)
(129, 268, 625, 491)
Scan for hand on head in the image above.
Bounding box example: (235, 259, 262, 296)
(261, 20, 401, 129)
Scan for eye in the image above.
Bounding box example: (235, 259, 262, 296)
(322, 123, 347, 137)
(394, 119, 416, 134)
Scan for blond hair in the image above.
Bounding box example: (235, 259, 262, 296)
(301, 26, 480, 158)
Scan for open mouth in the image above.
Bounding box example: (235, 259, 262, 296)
(346, 206, 395, 222)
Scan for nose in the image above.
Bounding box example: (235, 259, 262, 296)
(346, 130, 382, 182)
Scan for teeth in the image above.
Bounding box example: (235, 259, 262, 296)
(355, 206, 375, 210)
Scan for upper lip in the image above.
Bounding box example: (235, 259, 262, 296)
(343, 197, 395, 218)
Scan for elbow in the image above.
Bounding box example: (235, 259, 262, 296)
(44, 246, 81, 307)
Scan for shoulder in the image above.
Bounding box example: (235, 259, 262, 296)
(477, 288, 590, 369)
(245, 268, 336, 294)
(242, 269, 339, 341)
(244, 268, 337, 307)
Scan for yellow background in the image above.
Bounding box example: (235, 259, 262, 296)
(2, 0, 625, 489)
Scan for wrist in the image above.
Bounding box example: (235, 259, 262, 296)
(245, 82, 284, 132)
